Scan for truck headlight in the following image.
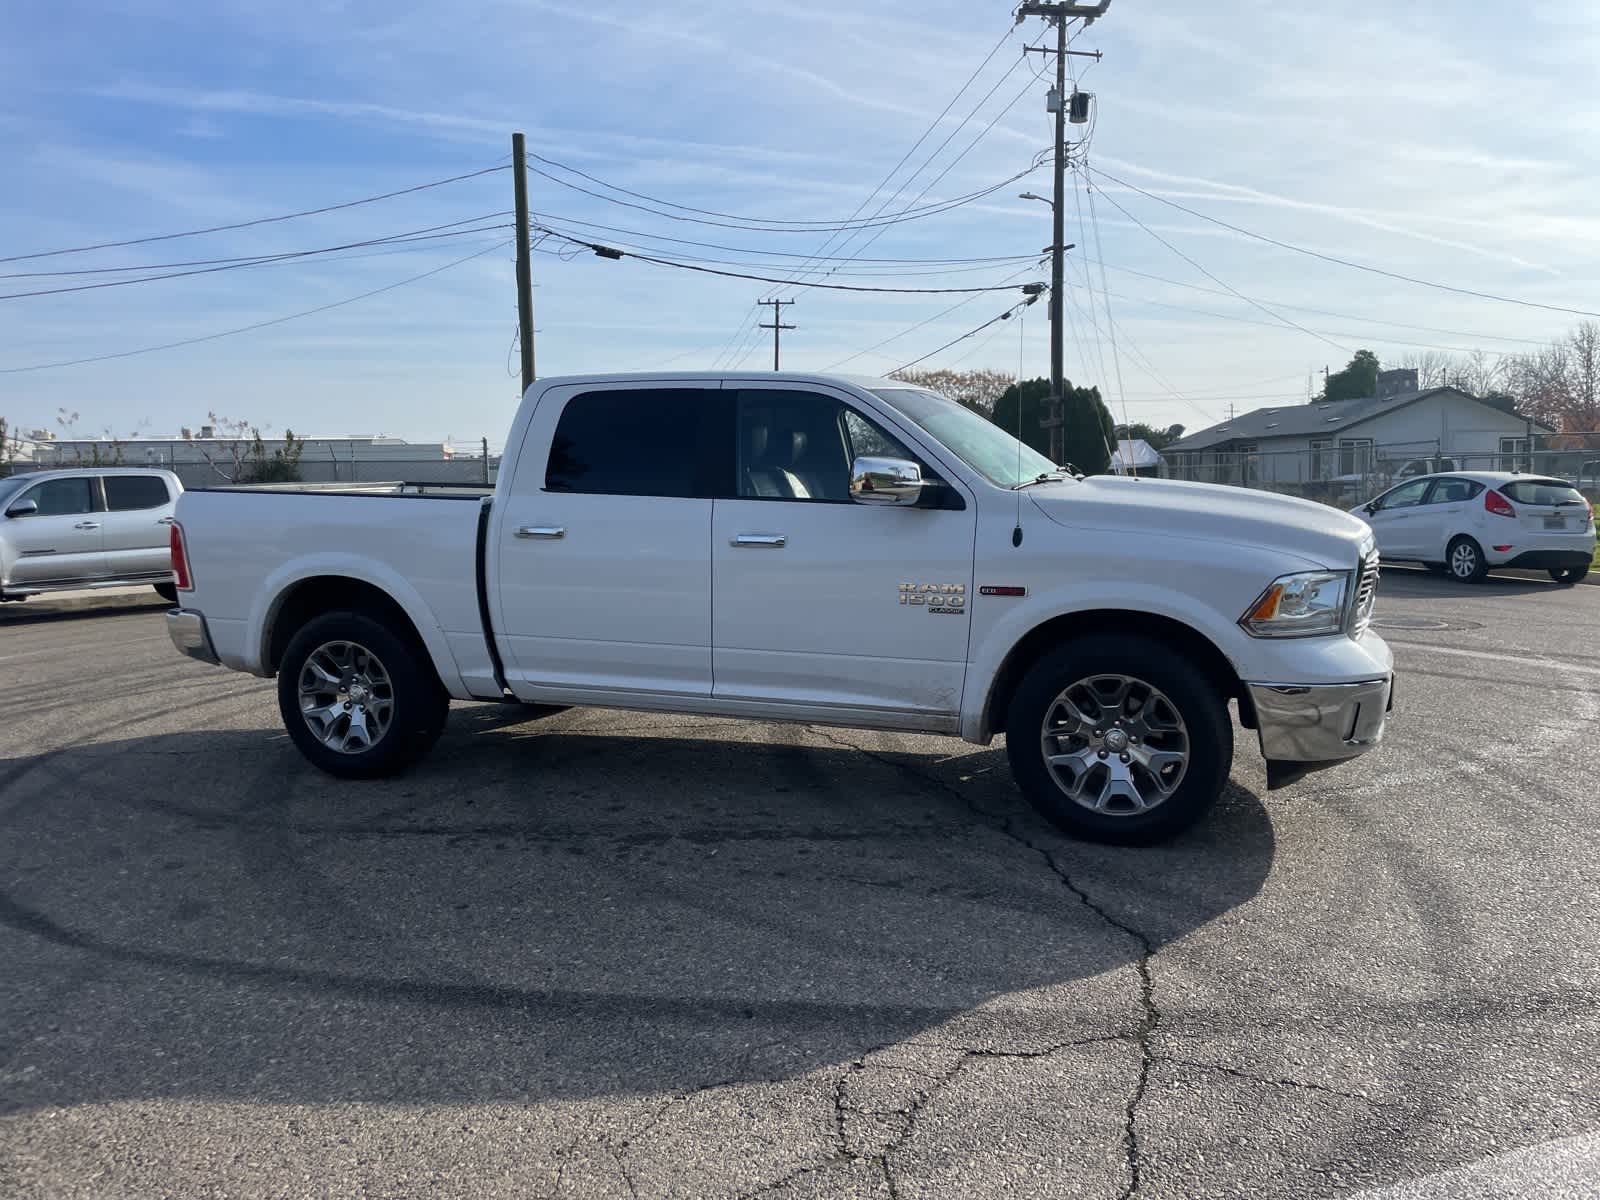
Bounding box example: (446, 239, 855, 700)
(1239, 571, 1350, 638)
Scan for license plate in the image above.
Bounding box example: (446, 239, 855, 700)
(1544, 514, 1566, 529)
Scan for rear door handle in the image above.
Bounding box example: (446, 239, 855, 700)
(515, 525, 566, 539)
(74, 521, 101, 530)
(732, 533, 786, 548)
(157, 516, 175, 525)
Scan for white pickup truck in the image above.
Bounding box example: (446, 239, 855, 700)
(167, 373, 1393, 843)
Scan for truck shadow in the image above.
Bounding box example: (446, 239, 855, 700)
(0, 705, 1274, 1111)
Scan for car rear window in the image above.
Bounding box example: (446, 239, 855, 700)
(1500, 478, 1586, 506)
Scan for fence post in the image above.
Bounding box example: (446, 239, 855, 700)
(482, 437, 490, 485)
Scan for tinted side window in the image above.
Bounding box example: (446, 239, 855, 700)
(22, 477, 94, 516)
(737, 390, 854, 502)
(545, 389, 713, 498)
(1425, 478, 1478, 504)
(1377, 478, 1430, 509)
(104, 475, 171, 511)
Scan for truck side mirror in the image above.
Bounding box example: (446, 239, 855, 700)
(5, 499, 38, 518)
(849, 456, 923, 506)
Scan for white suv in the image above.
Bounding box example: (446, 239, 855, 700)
(0, 468, 183, 602)
(1354, 471, 1595, 584)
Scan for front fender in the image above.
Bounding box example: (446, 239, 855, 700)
(961, 583, 1253, 743)
(249, 554, 469, 697)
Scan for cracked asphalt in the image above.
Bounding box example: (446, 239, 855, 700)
(2, 568, 1598, 1198)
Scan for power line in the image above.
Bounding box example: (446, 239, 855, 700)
(0, 216, 513, 300)
(1082, 166, 1350, 354)
(1088, 260, 1553, 347)
(524, 160, 1039, 234)
(526, 213, 1037, 266)
(1089, 166, 1600, 321)
(889, 293, 1043, 374)
(536, 230, 1039, 294)
(0, 164, 510, 265)
(0, 240, 509, 374)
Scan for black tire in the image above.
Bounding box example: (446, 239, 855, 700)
(1550, 564, 1590, 585)
(154, 582, 179, 603)
(1446, 535, 1488, 583)
(1004, 634, 1232, 845)
(276, 610, 449, 779)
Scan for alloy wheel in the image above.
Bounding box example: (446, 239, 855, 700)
(297, 640, 395, 754)
(1039, 673, 1190, 815)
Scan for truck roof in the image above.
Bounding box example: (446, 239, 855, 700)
(525, 371, 903, 392)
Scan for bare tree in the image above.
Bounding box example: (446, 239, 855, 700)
(888, 368, 1015, 415)
(0, 417, 22, 465)
(196, 412, 305, 483)
(1566, 320, 1600, 432)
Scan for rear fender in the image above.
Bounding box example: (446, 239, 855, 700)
(250, 554, 469, 698)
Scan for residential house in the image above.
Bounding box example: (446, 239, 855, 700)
(1162, 370, 1554, 493)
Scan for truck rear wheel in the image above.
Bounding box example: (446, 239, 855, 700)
(1004, 634, 1232, 845)
(277, 610, 449, 778)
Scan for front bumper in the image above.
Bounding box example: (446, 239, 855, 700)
(167, 608, 221, 666)
(1247, 674, 1392, 789)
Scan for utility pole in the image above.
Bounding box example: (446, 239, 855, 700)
(759, 298, 795, 371)
(511, 131, 536, 394)
(1019, 0, 1110, 463)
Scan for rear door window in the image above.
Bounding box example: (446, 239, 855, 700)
(104, 475, 172, 511)
(544, 389, 717, 498)
(1500, 478, 1586, 506)
(1423, 478, 1480, 504)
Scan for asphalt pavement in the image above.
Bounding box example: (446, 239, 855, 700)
(1, 570, 1597, 1199)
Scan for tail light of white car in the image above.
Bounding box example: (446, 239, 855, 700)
(170, 522, 194, 591)
(1484, 489, 1516, 518)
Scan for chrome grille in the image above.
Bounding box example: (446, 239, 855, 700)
(1349, 553, 1379, 637)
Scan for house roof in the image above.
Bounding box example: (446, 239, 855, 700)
(1165, 387, 1553, 452)
(1109, 438, 1162, 469)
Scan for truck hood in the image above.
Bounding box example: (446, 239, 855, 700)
(1028, 475, 1373, 569)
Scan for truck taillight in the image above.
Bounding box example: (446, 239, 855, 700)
(1484, 489, 1516, 518)
(170, 523, 193, 590)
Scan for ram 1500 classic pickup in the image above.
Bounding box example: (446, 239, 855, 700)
(167, 373, 1393, 843)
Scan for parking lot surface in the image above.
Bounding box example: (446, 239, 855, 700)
(2, 571, 1598, 1199)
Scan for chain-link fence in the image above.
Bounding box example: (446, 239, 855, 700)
(1165, 433, 1600, 505)
(1, 446, 501, 489)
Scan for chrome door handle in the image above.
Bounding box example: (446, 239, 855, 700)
(732, 533, 786, 548)
(157, 516, 175, 525)
(515, 525, 566, 539)
(74, 521, 101, 530)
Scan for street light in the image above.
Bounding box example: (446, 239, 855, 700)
(1018, 191, 1049, 205)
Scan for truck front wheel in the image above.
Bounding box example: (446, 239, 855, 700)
(1004, 634, 1232, 845)
(277, 610, 449, 778)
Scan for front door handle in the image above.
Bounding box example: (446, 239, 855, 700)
(732, 533, 786, 548)
(74, 521, 101, 530)
(515, 525, 566, 539)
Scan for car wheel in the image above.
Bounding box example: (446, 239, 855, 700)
(154, 582, 179, 603)
(1549, 565, 1590, 585)
(1447, 536, 1488, 582)
(276, 610, 449, 779)
(1004, 634, 1232, 845)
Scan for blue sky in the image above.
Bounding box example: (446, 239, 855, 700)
(2, 0, 1596, 445)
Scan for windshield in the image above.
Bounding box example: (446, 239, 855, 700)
(869, 387, 1060, 489)
(0, 475, 33, 507)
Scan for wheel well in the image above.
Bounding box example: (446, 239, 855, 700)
(984, 609, 1252, 736)
(265, 576, 432, 676)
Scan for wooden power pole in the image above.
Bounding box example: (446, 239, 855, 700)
(758, 298, 795, 371)
(1019, 0, 1110, 463)
(511, 131, 536, 393)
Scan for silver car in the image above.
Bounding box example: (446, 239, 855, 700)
(0, 468, 183, 602)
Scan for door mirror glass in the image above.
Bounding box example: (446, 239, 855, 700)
(850, 456, 923, 506)
(5, 499, 39, 518)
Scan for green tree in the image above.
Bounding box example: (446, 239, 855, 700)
(1320, 350, 1380, 403)
(991, 377, 1116, 474)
